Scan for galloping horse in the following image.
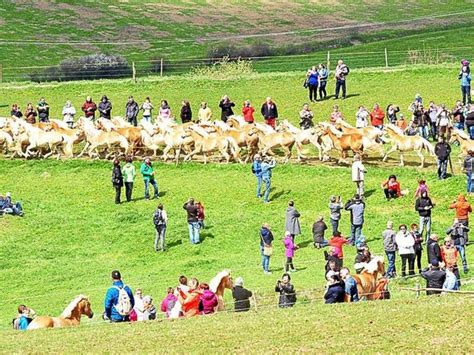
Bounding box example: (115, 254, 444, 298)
(209, 269, 234, 311)
(27, 295, 94, 329)
(352, 256, 386, 301)
(449, 128, 474, 161)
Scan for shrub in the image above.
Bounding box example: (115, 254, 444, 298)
(186, 56, 254, 79)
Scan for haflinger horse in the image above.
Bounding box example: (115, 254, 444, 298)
(382, 124, 435, 168)
(317, 122, 364, 164)
(449, 128, 474, 161)
(335, 119, 385, 157)
(352, 256, 387, 301)
(27, 295, 94, 330)
(249, 124, 295, 163)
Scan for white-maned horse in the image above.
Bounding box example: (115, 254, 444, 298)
(17, 120, 65, 159)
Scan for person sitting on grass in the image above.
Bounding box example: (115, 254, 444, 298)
(12, 305, 36, 330)
(324, 274, 345, 304)
(339, 267, 359, 302)
(200, 283, 218, 315)
(232, 277, 253, 312)
(275, 273, 296, 308)
(354, 244, 372, 274)
(381, 174, 402, 200)
(324, 248, 342, 277)
(442, 266, 459, 292)
(160, 287, 178, 318)
(312, 216, 328, 248)
(177, 278, 202, 318)
(0, 192, 24, 217)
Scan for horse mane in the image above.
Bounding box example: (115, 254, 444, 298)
(190, 124, 209, 137)
(281, 119, 300, 133)
(363, 256, 384, 274)
(385, 124, 404, 136)
(209, 269, 231, 293)
(61, 295, 88, 319)
(336, 118, 351, 127)
(254, 123, 273, 134)
(228, 115, 246, 126)
(213, 120, 229, 132)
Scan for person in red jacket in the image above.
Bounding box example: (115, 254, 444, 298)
(449, 194, 472, 226)
(328, 231, 349, 259)
(370, 103, 385, 129)
(178, 278, 202, 318)
(242, 100, 255, 123)
(81, 96, 97, 120)
(381, 174, 402, 200)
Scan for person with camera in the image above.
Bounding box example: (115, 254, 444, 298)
(260, 97, 278, 129)
(219, 95, 235, 123)
(275, 273, 296, 308)
(334, 59, 349, 100)
(260, 223, 274, 274)
(36, 97, 50, 123)
(260, 157, 276, 204)
(420, 260, 446, 295)
(386, 104, 400, 124)
(452, 100, 465, 131)
(183, 198, 200, 245)
(306, 66, 319, 102)
(345, 194, 365, 247)
(242, 100, 255, 124)
(447, 218, 468, 273)
(459, 61, 471, 105)
(299, 103, 314, 129)
(98, 95, 112, 120)
(436, 104, 451, 140)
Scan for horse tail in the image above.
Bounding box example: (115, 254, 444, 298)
(421, 138, 435, 156)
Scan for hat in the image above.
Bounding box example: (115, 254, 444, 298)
(143, 295, 152, 304)
(111, 270, 121, 280)
(431, 259, 439, 267)
(326, 270, 337, 280)
(235, 277, 244, 287)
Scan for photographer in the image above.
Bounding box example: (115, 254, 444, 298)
(275, 273, 296, 308)
(299, 103, 314, 129)
(219, 95, 235, 123)
(420, 260, 446, 295)
(345, 194, 365, 246)
(242, 100, 255, 124)
(260, 157, 276, 204)
(436, 104, 451, 140)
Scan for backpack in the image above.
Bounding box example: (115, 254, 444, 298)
(343, 65, 350, 76)
(113, 285, 132, 316)
(153, 209, 165, 226)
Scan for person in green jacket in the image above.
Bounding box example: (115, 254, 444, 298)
(122, 156, 136, 202)
(140, 158, 158, 200)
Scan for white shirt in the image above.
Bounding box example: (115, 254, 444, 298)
(352, 161, 365, 182)
(395, 232, 415, 255)
(62, 105, 76, 123)
(355, 110, 369, 128)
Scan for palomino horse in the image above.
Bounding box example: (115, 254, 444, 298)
(16, 120, 65, 159)
(352, 256, 386, 301)
(213, 120, 258, 163)
(278, 120, 328, 161)
(249, 125, 295, 163)
(335, 119, 385, 157)
(449, 128, 474, 161)
(27, 295, 94, 329)
(209, 269, 234, 311)
(382, 124, 435, 168)
(317, 123, 364, 164)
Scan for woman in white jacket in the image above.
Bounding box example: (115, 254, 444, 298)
(395, 224, 416, 277)
(62, 100, 76, 128)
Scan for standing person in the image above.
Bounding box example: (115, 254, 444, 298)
(153, 203, 168, 252)
(242, 100, 255, 124)
(435, 136, 451, 180)
(447, 219, 469, 273)
(183, 198, 200, 245)
(334, 59, 349, 100)
(339, 268, 359, 302)
(252, 154, 263, 198)
(275, 273, 296, 308)
(140, 158, 159, 200)
(465, 105, 474, 139)
(449, 194, 472, 228)
(261, 157, 276, 204)
(36, 98, 50, 123)
(318, 63, 329, 99)
(219, 95, 235, 123)
(260, 97, 278, 129)
(111, 159, 123, 205)
(121, 156, 136, 202)
(410, 223, 423, 274)
(260, 223, 274, 274)
(195, 201, 205, 229)
(285, 200, 301, 240)
(355, 106, 369, 128)
(299, 103, 314, 129)
(232, 277, 253, 312)
(198, 102, 212, 122)
(140, 97, 154, 122)
(418, 108, 430, 139)
(98, 95, 112, 119)
(125, 96, 139, 127)
(344, 194, 365, 247)
(283, 231, 298, 272)
(436, 104, 451, 140)
(180, 100, 192, 124)
(306, 66, 319, 102)
(81, 96, 97, 120)
(386, 104, 400, 124)
(312, 216, 328, 248)
(415, 191, 434, 243)
(351, 154, 366, 198)
(395, 224, 415, 277)
(459, 63, 472, 105)
(10, 104, 23, 118)
(452, 101, 465, 131)
(427, 234, 442, 264)
(382, 221, 397, 278)
(62, 100, 76, 128)
(158, 100, 172, 121)
(370, 103, 385, 129)
(427, 101, 439, 140)
(328, 195, 343, 235)
(421, 260, 446, 295)
(396, 114, 408, 130)
(103, 270, 134, 322)
(463, 150, 474, 194)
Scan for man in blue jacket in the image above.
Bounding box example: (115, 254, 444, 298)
(260, 157, 276, 204)
(104, 270, 134, 322)
(252, 154, 263, 198)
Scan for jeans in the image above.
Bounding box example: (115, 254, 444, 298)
(260, 247, 270, 272)
(462, 85, 472, 105)
(400, 254, 415, 276)
(128, 116, 138, 127)
(467, 174, 474, 193)
(418, 126, 429, 139)
(384, 188, 398, 200)
(469, 125, 474, 140)
(335, 79, 346, 98)
(144, 179, 158, 199)
(308, 84, 318, 101)
(355, 180, 364, 197)
(454, 122, 465, 131)
(256, 175, 263, 197)
(330, 218, 339, 235)
(143, 115, 151, 122)
(437, 159, 448, 179)
(430, 122, 437, 141)
(124, 182, 133, 202)
(319, 81, 327, 98)
(154, 225, 166, 251)
(188, 222, 200, 244)
(263, 178, 271, 202)
(350, 224, 362, 245)
(114, 185, 122, 204)
(385, 251, 396, 277)
(419, 216, 432, 243)
(415, 248, 422, 273)
(456, 245, 467, 270)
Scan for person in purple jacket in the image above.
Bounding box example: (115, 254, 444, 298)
(283, 231, 298, 272)
(200, 283, 218, 315)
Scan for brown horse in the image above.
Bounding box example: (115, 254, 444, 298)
(209, 269, 233, 311)
(318, 123, 364, 163)
(352, 256, 386, 300)
(27, 295, 94, 329)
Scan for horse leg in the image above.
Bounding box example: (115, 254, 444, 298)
(282, 145, 291, 164)
(78, 142, 90, 158)
(382, 146, 396, 162)
(399, 153, 404, 166)
(416, 149, 425, 168)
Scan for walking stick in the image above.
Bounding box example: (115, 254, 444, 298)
(448, 155, 454, 176)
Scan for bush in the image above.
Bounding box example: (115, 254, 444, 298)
(186, 56, 254, 79)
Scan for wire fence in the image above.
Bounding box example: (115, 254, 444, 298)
(1, 46, 474, 83)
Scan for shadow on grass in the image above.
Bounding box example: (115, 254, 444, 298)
(270, 189, 292, 202)
(297, 239, 315, 249)
(167, 239, 183, 249)
(364, 189, 376, 198)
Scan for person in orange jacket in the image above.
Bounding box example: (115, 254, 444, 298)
(177, 278, 202, 318)
(449, 194, 472, 227)
(328, 231, 349, 259)
(370, 103, 386, 129)
(440, 236, 460, 288)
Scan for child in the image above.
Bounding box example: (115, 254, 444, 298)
(414, 179, 429, 199)
(283, 231, 298, 272)
(324, 247, 342, 276)
(196, 201, 205, 229)
(12, 305, 36, 330)
(160, 288, 178, 318)
(328, 195, 343, 235)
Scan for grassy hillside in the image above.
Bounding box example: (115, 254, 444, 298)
(1, 67, 473, 352)
(1, 1, 474, 80)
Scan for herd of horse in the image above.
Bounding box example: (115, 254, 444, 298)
(26, 259, 386, 330)
(1, 114, 467, 167)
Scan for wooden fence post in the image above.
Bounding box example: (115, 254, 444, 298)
(326, 51, 330, 70)
(0, 64, 3, 83)
(415, 279, 420, 299)
(252, 292, 258, 312)
(132, 61, 136, 83)
(384, 48, 389, 68)
(160, 58, 163, 77)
